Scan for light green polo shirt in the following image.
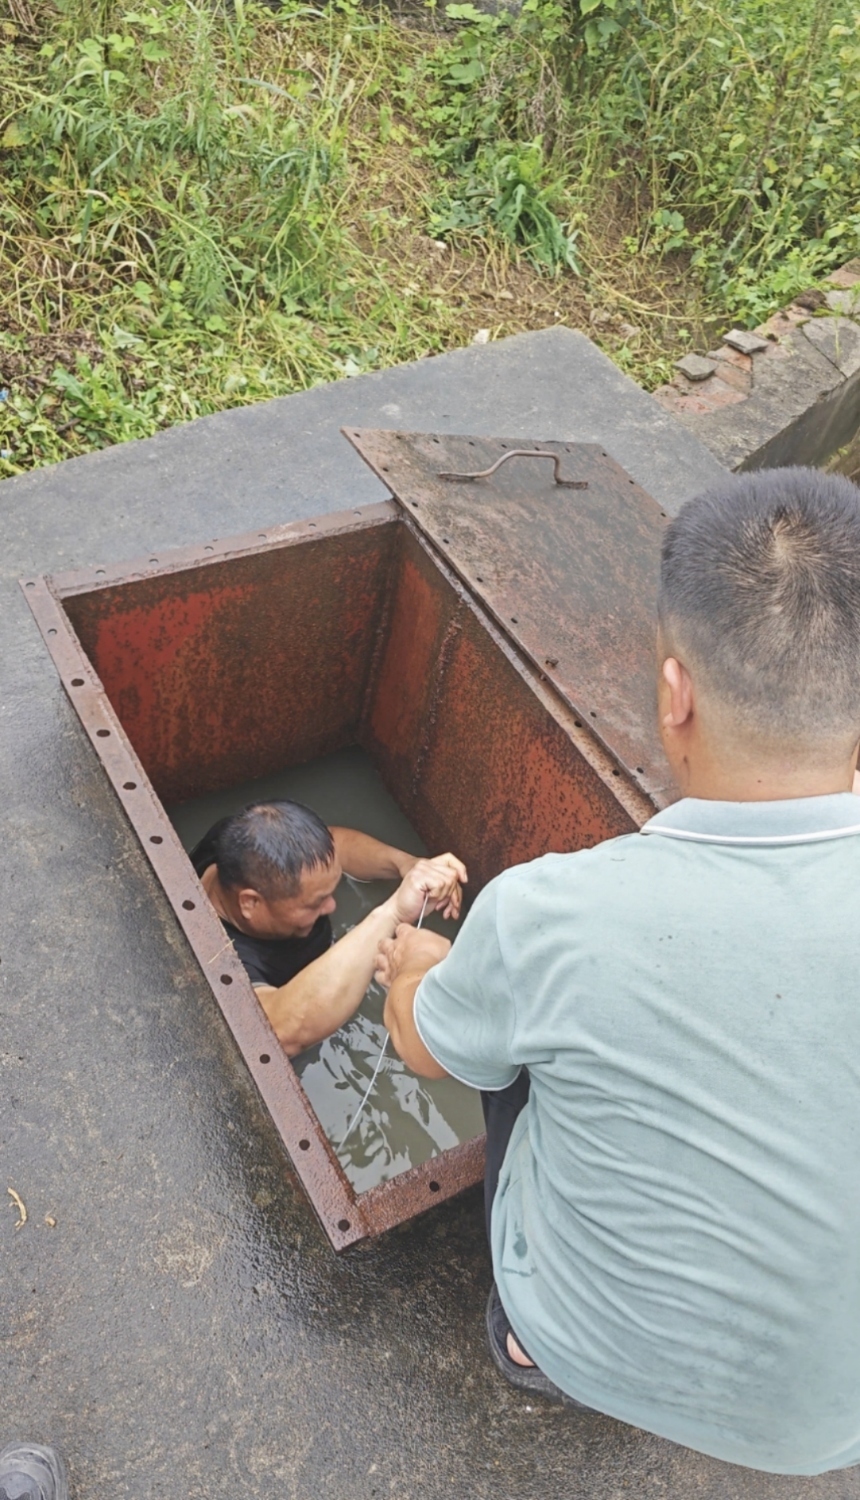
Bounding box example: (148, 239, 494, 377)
(414, 795, 860, 1474)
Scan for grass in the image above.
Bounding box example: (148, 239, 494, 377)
(0, 0, 858, 474)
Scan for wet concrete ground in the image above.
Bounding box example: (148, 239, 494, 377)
(2, 329, 855, 1498)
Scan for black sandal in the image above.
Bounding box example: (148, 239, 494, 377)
(485, 1284, 595, 1410)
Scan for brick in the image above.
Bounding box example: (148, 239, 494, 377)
(703, 359, 751, 395)
(651, 385, 687, 414)
(827, 258, 860, 289)
(708, 346, 753, 372)
(669, 375, 747, 413)
(754, 309, 809, 341)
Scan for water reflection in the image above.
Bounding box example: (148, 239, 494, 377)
(297, 983, 463, 1194)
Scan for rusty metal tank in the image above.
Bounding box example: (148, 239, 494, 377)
(21, 429, 670, 1249)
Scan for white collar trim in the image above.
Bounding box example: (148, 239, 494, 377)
(642, 822, 860, 847)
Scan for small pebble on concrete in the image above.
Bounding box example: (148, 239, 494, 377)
(723, 329, 770, 355)
(675, 354, 717, 382)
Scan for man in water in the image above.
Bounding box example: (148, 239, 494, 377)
(192, 801, 465, 1056)
(377, 467, 860, 1474)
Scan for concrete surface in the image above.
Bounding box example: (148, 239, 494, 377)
(3, 327, 855, 1498)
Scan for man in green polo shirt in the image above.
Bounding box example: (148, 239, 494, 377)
(375, 466, 860, 1475)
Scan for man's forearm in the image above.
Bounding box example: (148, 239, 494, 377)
(257, 900, 400, 1056)
(330, 826, 416, 882)
(384, 968, 449, 1078)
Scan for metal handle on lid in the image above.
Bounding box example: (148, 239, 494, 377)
(438, 449, 588, 488)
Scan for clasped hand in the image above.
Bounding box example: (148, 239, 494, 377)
(389, 852, 467, 925)
(375, 924, 451, 992)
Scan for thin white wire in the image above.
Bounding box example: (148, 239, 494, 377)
(338, 892, 429, 1149)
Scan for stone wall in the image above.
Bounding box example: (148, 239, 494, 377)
(653, 259, 860, 478)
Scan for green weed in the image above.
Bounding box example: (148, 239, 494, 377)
(0, 0, 858, 475)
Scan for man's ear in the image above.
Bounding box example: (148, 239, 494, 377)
(237, 888, 263, 923)
(660, 656, 695, 731)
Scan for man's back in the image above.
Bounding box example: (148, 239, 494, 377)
(416, 793, 860, 1473)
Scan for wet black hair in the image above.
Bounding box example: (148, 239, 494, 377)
(209, 800, 335, 900)
(659, 466, 860, 748)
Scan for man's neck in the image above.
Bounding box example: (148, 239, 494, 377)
(676, 757, 856, 803)
(200, 867, 249, 932)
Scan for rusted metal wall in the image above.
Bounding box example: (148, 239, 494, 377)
(63, 511, 397, 805)
(346, 430, 672, 807)
(61, 508, 650, 883)
(362, 524, 642, 891)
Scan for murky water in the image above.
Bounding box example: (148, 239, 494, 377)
(168, 747, 484, 1192)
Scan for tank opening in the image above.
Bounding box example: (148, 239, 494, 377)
(26, 438, 663, 1247)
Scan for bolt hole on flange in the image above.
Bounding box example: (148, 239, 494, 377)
(96, 728, 110, 737)
(299, 1139, 310, 1150)
(47, 627, 57, 637)
(260, 1053, 270, 1064)
(182, 899, 195, 910)
(220, 974, 233, 985)
(149, 835, 163, 844)
(71, 678, 84, 686)
(338, 1219, 351, 1232)
(123, 781, 136, 790)
(429, 1181, 440, 1193)
(636, 767, 645, 775)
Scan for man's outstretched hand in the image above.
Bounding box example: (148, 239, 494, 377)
(375, 924, 451, 991)
(389, 853, 467, 926)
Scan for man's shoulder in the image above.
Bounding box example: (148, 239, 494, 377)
(492, 831, 648, 892)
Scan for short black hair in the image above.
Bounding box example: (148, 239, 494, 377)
(659, 467, 860, 749)
(209, 800, 335, 899)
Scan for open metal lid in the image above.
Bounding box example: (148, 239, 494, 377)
(345, 429, 672, 806)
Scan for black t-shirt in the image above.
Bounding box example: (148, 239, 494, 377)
(191, 823, 333, 989)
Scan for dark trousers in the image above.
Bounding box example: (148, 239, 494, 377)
(481, 1068, 530, 1246)
(481, 1069, 598, 1408)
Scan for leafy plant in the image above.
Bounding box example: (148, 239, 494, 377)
(430, 140, 579, 270)
(1, 0, 859, 476)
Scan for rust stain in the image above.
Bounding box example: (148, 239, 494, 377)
(345, 429, 673, 807)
